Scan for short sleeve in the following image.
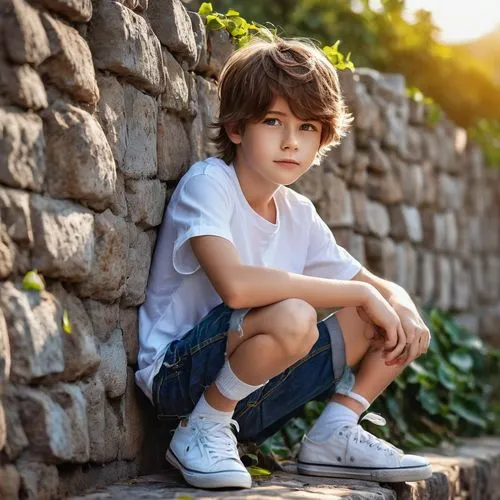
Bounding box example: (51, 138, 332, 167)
(171, 173, 235, 275)
(303, 203, 362, 280)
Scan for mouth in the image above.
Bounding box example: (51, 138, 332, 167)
(274, 159, 300, 168)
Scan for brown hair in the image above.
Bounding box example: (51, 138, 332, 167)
(211, 36, 353, 165)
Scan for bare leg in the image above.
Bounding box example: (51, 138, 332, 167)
(333, 307, 407, 414)
(205, 299, 320, 412)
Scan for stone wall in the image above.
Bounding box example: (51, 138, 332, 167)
(0, 0, 499, 498)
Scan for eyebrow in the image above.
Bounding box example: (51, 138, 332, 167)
(266, 110, 320, 122)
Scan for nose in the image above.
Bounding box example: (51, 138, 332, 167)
(281, 128, 299, 151)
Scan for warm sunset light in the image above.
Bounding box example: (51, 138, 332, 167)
(405, 0, 499, 43)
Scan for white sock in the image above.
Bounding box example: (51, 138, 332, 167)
(307, 402, 360, 441)
(214, 359, 264, 401)
(190, 393, 233, 424)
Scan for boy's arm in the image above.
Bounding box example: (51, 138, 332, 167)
(191, 235, 408, 361)
(352, 267, 431, 363)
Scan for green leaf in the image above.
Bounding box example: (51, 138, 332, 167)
(63, 309, 72, 334)
(449, 350, 473, 371)
(22, 269, 45, 291)
(438, 363, 457, 390)
(417, 387, 440, 415)
(247, 466, 271, 477)
(198, 2, 212, 16)
(206, 16, 226, 31)
(450, 400, 487, 428)
(225, 8, 240, 17)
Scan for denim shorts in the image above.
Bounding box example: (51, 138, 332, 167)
(152, 302, 355, 443)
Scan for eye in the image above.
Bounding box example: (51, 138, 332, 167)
(300, 123, 317, 132)
(263, 118, 281, 126)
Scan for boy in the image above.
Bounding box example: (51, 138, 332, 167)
(136, 37, 432, 490)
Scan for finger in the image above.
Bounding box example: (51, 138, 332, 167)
(385, 323, 407, 362)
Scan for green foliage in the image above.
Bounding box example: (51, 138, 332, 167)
(469, 119, 500, 168)
(198, 2, 354, 70)
(260, 309, 500, 461)
(406, 87, 442, 126)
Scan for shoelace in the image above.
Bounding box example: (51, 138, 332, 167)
(187, 417, 242, 465)
(349, 413, 403, 456)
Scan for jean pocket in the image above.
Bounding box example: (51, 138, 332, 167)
(156, 366, 194, 420)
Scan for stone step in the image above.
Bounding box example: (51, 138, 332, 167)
(70, 437, 500, 499)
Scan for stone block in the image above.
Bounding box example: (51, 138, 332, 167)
(350, 190, 370, 235)
(395, 242, 417, 295)
(103, 398, 121, 462)
(443, 211, 458, 251)
(0, 108, 45, 191)
(186, 70, 199, 118)
(348, 152, 369, 189)
(36, 0, 91, 22)
(405, 127, 423, 162)
(157, 112, 191, 181)
(418, 251, 435, 306)
(436, 256, 452, 311)
(188, 111, 205, 164)
(0, 310, 10, 389)
(0, 465, 20, 499)
(120, 307, 138, 365)
(338, 131, 356, 166)
(365, 237, 396, 281)
(484, 256, 500, 303)
(421, 160, 437, 208)
(125, 179, 167, 229)
(78, 375, 106, 463)
(4, 0, 51, 65)
(75, 209, 128, 301)
(335, 229, 366, 266)
(88, 1, 165, 96)
(452, 258, 470, 312)
(196, 75, 219, 150)
(148, 0, 197, 68)
(367, 140, 390, 174)
(291, 165, 324, 203)
(0, 55, 48, 110)
(0, 226, 15, 279)
(18, 462, 59, 500)
(48, 283, 100, 381)
(318, 175, 354, 228)
(391, 205, 422, 242)
(31, 195, 94, 281)
(122, 225, 152, 307)
(120, 367, 144, 460)
(0, 399, 5, 451)
(437, 173, 464, 211)
(40, 13, 98, 104)
(352, 83, 380, 134)
(122, 84, 158, 179)
(0, 282, 64, 382)
(3, 386, 29, 460)
(471, 257, 487, 305)
(96, 73, 127, 169)
(397, 163, 424, 207)
(205, 28, 234, 77)
(161, 48, 189, 114)
(0, 187, 33, 246)
(49, 383, 89, 462)
(189, 11, 208, 73)
(110, 172, 128, 219)
(15, 386, 73, 462)
(381, 101, 408, 156)
(366, 200, 390, 238)
(83, 300, 119, 344)
(366, 170, 403, 205)
(42, 101, 116, 209)
(98, 328, 127, 399)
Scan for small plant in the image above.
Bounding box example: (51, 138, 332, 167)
(198, 2, 355, 70)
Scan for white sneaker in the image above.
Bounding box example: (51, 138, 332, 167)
(166, 415, 252, 489)
(297, 413, 432, 483)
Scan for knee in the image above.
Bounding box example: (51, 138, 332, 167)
(270, 299, 319, 360)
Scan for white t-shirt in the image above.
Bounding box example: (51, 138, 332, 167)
(135, 157, 362, 402)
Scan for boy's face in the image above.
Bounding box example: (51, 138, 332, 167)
(227, 96, 322, 187)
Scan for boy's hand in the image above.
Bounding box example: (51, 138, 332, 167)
(386, 298, 431, 366)
(358, 286, 408, 363)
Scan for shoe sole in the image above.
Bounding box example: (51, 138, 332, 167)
(166, 448, 252, 489)
(297, 461, 433, 483)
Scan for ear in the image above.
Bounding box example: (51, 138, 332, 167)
(224, 121, 242, 145)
